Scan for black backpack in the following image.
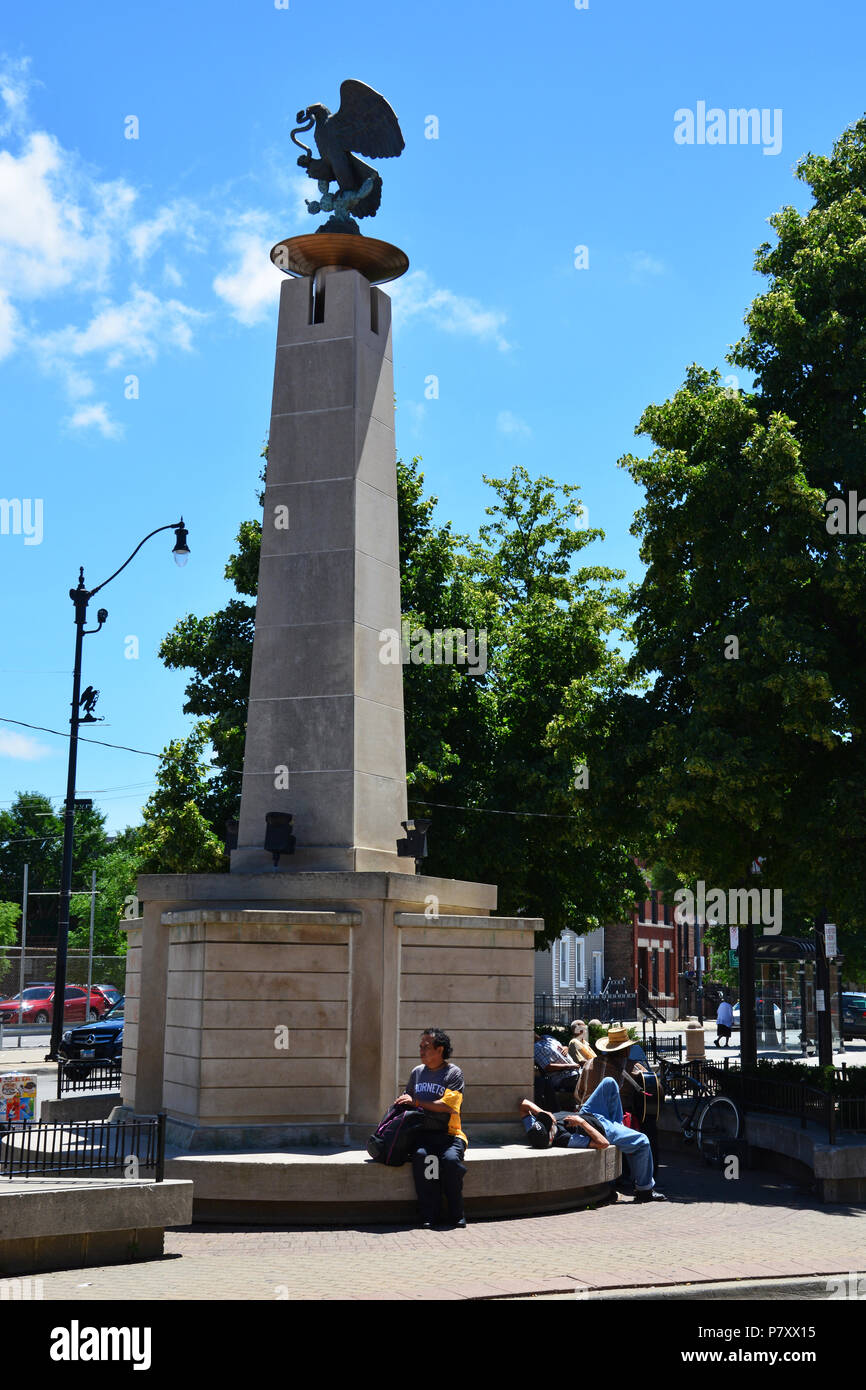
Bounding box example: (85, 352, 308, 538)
(366, 1104, 427, 1166)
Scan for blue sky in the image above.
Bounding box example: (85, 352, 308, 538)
(0, 0, 864, 838)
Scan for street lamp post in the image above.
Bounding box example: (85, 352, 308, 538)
(47, 520, 189, 1061)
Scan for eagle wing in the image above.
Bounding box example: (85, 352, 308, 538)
(330, 79, 404, 159)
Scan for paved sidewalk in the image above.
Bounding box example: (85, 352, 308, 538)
(23, 1151, 866, 1301)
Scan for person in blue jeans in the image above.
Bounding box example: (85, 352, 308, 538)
(519, 1077, 667, 1202)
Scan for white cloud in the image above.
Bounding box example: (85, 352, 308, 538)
(38, 287, 203, 368)
(628, 251, 665, 282)
(67, 401, 123, 439)
(399, 400, 427, 432)
(0, 131, 134, 300)
(213, 218, 283, 325)
(0, 289, 18, 359)
(0, 729, 50, 760)
(0, 55, 329, 443)
(0, 56, 34, 136)
(497, 409, 531, 438)
(128, 200, 201, 263)
(389, 270, 511, 351)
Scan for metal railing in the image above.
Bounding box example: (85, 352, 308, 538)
(56, 1059, 123, 1098)
(639, 1021, 683, 1063)
(535, 991, 637, 1026)
(0, 1022, 53, 1048)
(637, 984, 667, 1024)
(660, 1056, 866, 1143)
(0, 1114, 165, 1181)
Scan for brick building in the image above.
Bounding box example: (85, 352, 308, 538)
(604, 890, 709, 1020)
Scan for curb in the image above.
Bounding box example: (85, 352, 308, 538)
(489, 1273, 851, 1301)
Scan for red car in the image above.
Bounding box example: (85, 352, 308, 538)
(0, 985, 107, 1025)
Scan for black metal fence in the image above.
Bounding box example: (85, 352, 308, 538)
(0, 1114, 165, 1181)
(535, 991, 637, 1027)
(56, 1059, 122, 1099)
(659, 1056, 866, 1143)
(639, 1022, 683, 1063)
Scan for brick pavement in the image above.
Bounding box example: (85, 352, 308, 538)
(23, 1150, 866, 1301)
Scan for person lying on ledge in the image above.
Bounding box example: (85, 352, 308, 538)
(519, 1076, 667, 1203)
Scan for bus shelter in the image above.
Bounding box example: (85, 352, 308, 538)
(752, 935, 842, 1055)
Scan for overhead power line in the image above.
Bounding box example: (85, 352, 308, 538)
(1, 717, 584, 824)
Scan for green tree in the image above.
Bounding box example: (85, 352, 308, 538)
(0, 901, 20, 947)
(137, 735, 225, 875)
(69, 828, 142, 954)
(155, 456, 642, 942)
(558, 116, 866, 980)
(407, 464, 644, 937)
(0, 792, 111, 942)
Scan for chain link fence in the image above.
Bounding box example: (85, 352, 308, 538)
(0, 950, 127, 999)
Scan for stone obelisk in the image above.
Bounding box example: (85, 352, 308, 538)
(121, 85, 542, 1167)
(232, 259, 408, 872)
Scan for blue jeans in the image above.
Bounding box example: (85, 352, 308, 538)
(579, 1077, 655, 1190)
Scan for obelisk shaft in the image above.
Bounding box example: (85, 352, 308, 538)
(233, 267, 407, 872)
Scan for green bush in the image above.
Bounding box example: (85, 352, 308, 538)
(535, 1023, 638, 1050)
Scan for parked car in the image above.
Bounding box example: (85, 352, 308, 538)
(731, 1000, 791, 1031)
(59, 998, 124, 1077)
(92, 983, 122, 1011)
(0, 984, 108, 1025)
(842, 993, 866, 1039)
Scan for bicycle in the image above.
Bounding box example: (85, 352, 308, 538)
(658, 1058, 743, 1165)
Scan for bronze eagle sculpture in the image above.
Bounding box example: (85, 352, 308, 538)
(290, 79, 404, 233)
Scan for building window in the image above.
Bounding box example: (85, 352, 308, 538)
(665, 950, 672, 996)
(651, 893, 658, 925)
(651, 949, 659, 996)
(559, 935, 571, 989)
(574, 937, 585, 987)
(591, 951, 603, 994)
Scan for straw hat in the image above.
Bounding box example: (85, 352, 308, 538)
(594, 1024, 634, 1054)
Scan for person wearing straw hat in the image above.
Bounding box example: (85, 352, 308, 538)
(574, 1024, 666, 1201)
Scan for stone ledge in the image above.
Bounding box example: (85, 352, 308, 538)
(0, 1226, 167, 1276)
(135, 870, 498, 912)
(0, 1178, 192, 1243)
(395, 913, 543, 931)
(40, 1092, 121, 1122)
(165, 1142, 620, 1223)
(160, 909, 361, 927)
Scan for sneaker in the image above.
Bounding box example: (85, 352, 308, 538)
(634, 1188, 667, 1203)
(454, 1216, 467, 1228)
(419, 1221, 433, 1229)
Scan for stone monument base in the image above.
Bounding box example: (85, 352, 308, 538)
(122, 870, 542, 1151)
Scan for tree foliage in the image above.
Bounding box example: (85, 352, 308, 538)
(554, 117, 866, 979)
(154, 456, 642, 944)
(0, 793, 111, 943)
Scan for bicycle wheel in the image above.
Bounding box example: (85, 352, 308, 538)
(696, 1095, 742, 1161)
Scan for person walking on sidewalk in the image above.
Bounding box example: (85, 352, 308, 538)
(715, 999, 734, 1048)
